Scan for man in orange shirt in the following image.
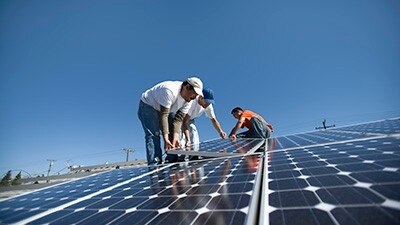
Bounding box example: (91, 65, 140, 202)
(229, 107, 273, 140)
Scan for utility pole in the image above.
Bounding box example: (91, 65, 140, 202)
(46, 159, 55, 183)
(122, 148, 134, 162)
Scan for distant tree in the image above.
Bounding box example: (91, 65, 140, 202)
(11, 172, 22, 186)
(0, 170, 12, 186)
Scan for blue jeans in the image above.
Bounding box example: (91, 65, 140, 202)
(237, 117, 271, 139)
(138, 101, 174, 165)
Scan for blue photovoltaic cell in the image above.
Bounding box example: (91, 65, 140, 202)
(264, 136, 400, 225)
(335, 118, 400, 135)
(0, 167, 149, 224)
(268, 129, 376, 150)
(13, 154, 262, 225)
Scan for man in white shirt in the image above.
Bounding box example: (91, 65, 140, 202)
(138, 77, 203, 165)
(181, 88, 227, 153)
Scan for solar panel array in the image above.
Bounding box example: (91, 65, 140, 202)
(1, 118, 399, 225)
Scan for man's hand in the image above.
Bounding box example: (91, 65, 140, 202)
(172, 138, 181, 149)
(220, 131, 227, 139)
(185, 139, 191, 148)
(171, 132, 181, 149)
(229, 134, 237, 141)
(164, 139, 173, 152)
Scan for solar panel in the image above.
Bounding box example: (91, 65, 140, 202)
(335, 118, 400, 135)
(260, 132, 400, 224)
(1, 154, 263, 225)
(0, 166, 150, 224)
(168, 138, 265, 158)
(268, 130, 378, 151)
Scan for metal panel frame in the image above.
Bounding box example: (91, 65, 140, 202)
(244, 154, 264, 225)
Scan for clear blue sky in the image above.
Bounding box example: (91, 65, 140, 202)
(1, 0, 399, 177)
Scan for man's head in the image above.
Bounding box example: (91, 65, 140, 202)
(231, 107, 244, 119)
(198, 88, 214, 108)
(181, 77, 203, 102)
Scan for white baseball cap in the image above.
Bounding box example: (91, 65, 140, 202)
(186, 77, 203, 96)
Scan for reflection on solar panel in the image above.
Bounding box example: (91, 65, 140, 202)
(168, 138, 265, 157)
(1, 118, 399, 225)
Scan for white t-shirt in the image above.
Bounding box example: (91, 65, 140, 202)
(140, 81, 191, 114)
(187, 97, 216, 120)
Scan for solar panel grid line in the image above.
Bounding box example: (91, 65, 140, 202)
(0, 169, 148, 224)
(282, 136, 302, 148)
(107, 154, 263, 225)
(265, 149, 342, 225)
(24, 166, 198, 224)
(327, 129, 383, 137)
(265, 134, 396, 155)
(272, 118, 399, 147)
(202, 155, 261, 223)
(334, 118, 400, 135)
(184, 156, 258, 225)
(168, 154, 261, 223)
(331, 117, 400, 132)
(290, 134, 318, 146)
(0, 171, 109, 204)
(264, 136, 400, 225)
(301, 132, 338, 142)
(28, 154, 262, 225)
(269, 150, 397, 182)
(13, 164, 174, 225)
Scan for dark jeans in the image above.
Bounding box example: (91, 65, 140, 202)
(237, 117, 271, 139)
(138, 101, 175, 165)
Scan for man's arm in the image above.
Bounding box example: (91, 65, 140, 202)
(229, 117, 245, 140)
(182, 114, 191, 147)
(171, 110, 185, 148)
(210, 118, 226, 139)
(160, 105, 173, 151)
